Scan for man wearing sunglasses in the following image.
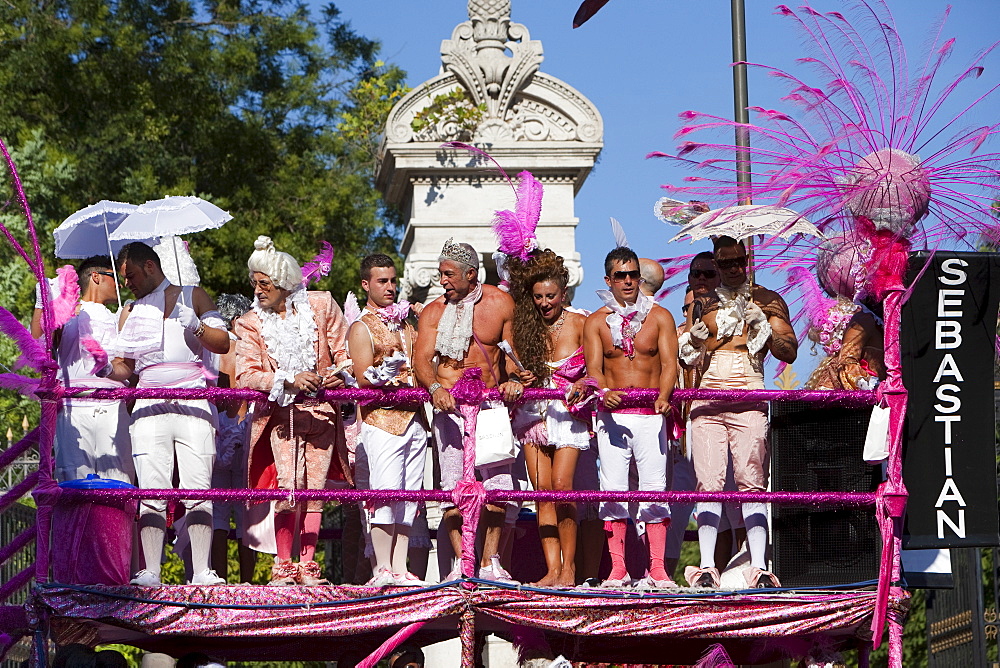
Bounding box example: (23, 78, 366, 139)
(681, 236, 797, 590)
(584, 246, 679, 588)
(45, 256, 134, 485)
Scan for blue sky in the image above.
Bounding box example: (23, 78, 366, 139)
(328, 0, 999, 384)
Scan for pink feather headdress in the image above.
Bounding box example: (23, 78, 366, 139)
(301, 241, 334, 287)
(441, 142, 542, 261)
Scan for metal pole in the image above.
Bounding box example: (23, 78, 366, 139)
(731, 0, 755, 283)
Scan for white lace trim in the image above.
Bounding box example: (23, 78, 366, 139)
(435, 282, 482, 360)
(254, 288, 317, 407)
(596, 290, 654, 353)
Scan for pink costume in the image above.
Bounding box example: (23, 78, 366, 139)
(513, 347, 592, 450)
(235, 291, 350, 514)
(681, 282, 786, 587)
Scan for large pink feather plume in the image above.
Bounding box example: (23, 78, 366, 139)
(50, 265, 80, 330)
(0, 306, 48, 372)
(493, 171, 543, 260)
(441, 143, 543, 261)
(80, 336, 108, 376)
(301, 241, 334, 287)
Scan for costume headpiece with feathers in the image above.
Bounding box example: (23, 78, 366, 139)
(441, 143, 543, 282)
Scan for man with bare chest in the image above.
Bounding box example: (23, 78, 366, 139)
(583, 247, 679, 588)
(414, 239, 521, 583)
(680, 235, 797, 589)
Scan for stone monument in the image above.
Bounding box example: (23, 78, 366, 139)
(376, 0, 603, 302)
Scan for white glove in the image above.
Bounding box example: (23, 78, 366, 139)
(689, 320, 710, 345)
(745, 302, 767, 326)
(363, 350, 408, 387)
(94, 362, 114, 378)
(176, 303, 202, 333)
(382, 350, 408, 376)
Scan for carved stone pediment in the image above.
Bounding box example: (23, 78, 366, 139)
(382, 2, 602, 146)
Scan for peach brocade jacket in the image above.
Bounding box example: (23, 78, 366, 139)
(234, 291, 350, 490)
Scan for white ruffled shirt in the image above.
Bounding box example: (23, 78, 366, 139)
(254, 287, 318, 406)
(679, 282, 772, 365)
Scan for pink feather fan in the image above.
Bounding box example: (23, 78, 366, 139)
(441, 142, 542, 261)
(301, 241, 335, 287)
(80, 337, 108, 376)
(50, 265, 80, 330)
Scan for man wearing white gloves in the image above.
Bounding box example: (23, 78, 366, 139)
(108, 242, 231, 586)
(348, 253, 428, 587)
(679, 236, 797, 590)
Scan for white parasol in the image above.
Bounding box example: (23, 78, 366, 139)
(668, 204, 824, 243)
(109, 196, 232, 304)
(52, 200, 150, 307)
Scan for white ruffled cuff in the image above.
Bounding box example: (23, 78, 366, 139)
(269, 369, 293, 407)
(746, 320, 773, 356)
(678, 332, 705, 366)
(363, 363, 393, 387)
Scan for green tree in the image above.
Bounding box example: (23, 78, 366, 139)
(0, 0, 405, 306)
(0, 0, 406, 448)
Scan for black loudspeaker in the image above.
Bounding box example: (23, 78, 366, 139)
(770, 401, 882, 587)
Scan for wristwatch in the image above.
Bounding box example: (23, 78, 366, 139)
(428, 382, 442, 395)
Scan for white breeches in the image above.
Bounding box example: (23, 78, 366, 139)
(131, 398, 215, 518)
(55, 401, 134, 484)
(596, 412, 671, 523)
(360, 418, 427, 526)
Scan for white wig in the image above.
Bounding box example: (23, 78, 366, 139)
(247, 235, 302, 290)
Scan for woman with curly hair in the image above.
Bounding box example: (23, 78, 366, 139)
(506, 249, 591, 588)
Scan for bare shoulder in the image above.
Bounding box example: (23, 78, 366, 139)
(565, 311, 587, 328)
(753, 284, 790, 318)
(482, 284, 514, 309)
(419, 297, 446, 327)
(650, 304, 677, 329)
(585, 307, 611, 329)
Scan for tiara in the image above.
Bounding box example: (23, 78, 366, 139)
(439, 237, 478, 268)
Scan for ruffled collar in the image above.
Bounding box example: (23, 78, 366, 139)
(715, 281, 771, 356)
(254, 288, 317, 377)
(596, 290, 654, 359)
(368, 300, 410, 332)
(435, 282, 482, 360)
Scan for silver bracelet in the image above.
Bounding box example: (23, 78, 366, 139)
(428, 382, 442, 395)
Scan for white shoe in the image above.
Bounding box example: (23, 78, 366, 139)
(395, 572, 432, 587)
(129, 569, 161, 586)
(478, 555, 518, 585)
(366, 567, 401, 588)
(598, 576, 634, 589)
(189, 569, 226, 586)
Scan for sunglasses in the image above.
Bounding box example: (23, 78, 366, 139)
(610, 270, 641, 282)
(690, 269, 718, 279)
(95, 271, 116, 279)
(717, 257, 748, 270)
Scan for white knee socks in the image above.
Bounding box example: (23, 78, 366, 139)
(696, 502, 722, 569)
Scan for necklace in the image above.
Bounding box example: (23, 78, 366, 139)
(546, 310, 567, 343)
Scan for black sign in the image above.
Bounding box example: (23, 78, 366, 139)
(902, 252, 1000, 549)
